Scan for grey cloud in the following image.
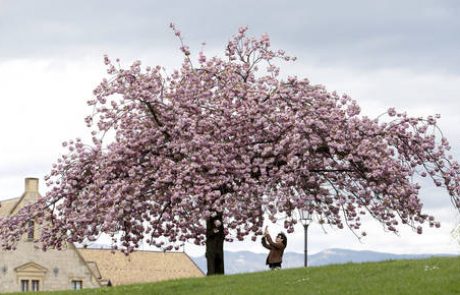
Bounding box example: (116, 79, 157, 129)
(1, 0, 460, 73)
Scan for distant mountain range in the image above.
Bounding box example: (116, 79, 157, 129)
(190, 248, 456, 274)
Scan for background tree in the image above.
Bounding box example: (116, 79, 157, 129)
(452, 224, 460, 245)
(1, 26, 460, 275)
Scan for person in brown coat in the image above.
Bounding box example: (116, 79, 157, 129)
(261, 226, 287, 270)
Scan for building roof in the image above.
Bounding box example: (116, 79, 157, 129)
(0, 178, 41, 217)
(0, 197, 20, 217)
(78, 248, 204, 286)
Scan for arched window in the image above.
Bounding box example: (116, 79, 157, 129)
(27, 221, 34, 240)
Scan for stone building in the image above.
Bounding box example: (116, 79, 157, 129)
(0, 178, 203, 293)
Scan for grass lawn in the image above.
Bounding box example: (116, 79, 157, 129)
(9, 256, 460, 295)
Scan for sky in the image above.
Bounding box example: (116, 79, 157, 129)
(1, 0, 460, 257)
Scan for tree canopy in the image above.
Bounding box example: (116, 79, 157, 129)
(1, 26, 460, 253)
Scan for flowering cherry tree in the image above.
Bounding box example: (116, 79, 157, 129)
(2, 26, 460, 275)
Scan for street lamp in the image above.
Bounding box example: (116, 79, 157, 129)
(299, 208, 312, 267)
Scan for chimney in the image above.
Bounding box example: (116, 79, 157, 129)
(25, 178, 39, 193)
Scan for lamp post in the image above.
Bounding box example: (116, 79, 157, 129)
(299, 208, 312, 267)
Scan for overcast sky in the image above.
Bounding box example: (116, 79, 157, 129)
(1, 0, 460, 257)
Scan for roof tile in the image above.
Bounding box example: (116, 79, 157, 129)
(78, 249, 204, 285)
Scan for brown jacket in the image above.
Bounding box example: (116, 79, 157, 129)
(261, 234, 286, 264)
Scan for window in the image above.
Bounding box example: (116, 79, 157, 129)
(31, 280, 39, 291)
(20, 279, 40, 292)
(21, 280, 29, 292)
(27, 221, 34, 240)
(71, 280, 83, 290)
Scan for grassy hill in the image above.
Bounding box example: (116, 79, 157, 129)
(12, 256, 460, 295)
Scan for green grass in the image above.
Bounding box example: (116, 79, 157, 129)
(11, 256, 460, 295)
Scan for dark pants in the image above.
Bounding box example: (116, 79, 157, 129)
(269, 262, 282, 270)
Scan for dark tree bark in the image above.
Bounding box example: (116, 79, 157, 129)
(205, 213, 225, 275)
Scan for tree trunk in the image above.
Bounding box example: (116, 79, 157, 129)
(205, 213, 225, 275)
